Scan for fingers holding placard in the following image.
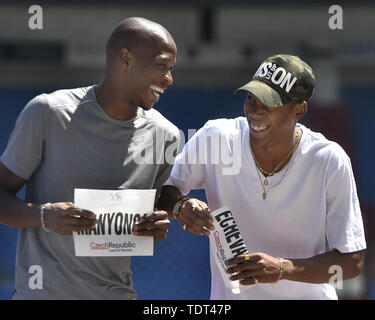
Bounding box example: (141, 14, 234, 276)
(43, 202, 98, 235)
(133, 210, 170, 241)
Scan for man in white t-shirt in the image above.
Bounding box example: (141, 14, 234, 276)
(157, 54, 366, 299)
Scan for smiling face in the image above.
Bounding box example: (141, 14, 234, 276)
(244, 92, 306, 147)
(124, 35, 177, 110)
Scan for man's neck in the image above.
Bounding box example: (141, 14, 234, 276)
(250, 128, 300, 174)
(94, 81, 138, 121)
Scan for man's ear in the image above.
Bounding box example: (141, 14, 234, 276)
(295, 101, 307, 121)
(119, 48, 132, 68)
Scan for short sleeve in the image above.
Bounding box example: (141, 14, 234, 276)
(164, 122, 213, 194)
(325, 148, 367, 253)
(0, 94, 49, 180)
(153, 129, 181, 202)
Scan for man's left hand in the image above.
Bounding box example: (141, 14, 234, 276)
(133, 210, 170, 241)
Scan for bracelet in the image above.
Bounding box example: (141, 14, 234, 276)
(40, 203, 51, 232)
(172, 195, 191, 220)
(273, 257, 284, 284)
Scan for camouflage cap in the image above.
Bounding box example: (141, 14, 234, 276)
(235, 54, 315, 108)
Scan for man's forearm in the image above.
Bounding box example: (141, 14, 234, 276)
(282, 249, 365, 283)
(0, 189, 42, 229)
(155, 185, 182, 218)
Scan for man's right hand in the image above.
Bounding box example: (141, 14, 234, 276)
(176, 198, 214, 236)
(43, 202, 98, 235)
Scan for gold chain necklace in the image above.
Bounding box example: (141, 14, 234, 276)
(251, 129, 302, 199)
(250, 129, 300, 186)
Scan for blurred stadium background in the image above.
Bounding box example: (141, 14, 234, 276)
(0, 0, 374, 300)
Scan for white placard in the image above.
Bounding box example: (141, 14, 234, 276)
(73, 189, 155, 257)
(209, 206, 249, 294)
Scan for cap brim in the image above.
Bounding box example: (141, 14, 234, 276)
(234, 80, 289, 108)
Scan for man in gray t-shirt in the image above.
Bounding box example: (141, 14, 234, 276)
(0, 17, 179, 299)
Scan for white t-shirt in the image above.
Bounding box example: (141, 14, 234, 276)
(165, 117, 366, 300)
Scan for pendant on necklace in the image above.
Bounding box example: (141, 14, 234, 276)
(262, 192, 267, 200)
(263, 178, 268, 186)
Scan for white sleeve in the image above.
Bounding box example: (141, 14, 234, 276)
(164, 124, 211, 195)
(325, 148, 366, 253)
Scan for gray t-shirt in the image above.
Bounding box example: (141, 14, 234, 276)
(1, 85, 180, 299)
